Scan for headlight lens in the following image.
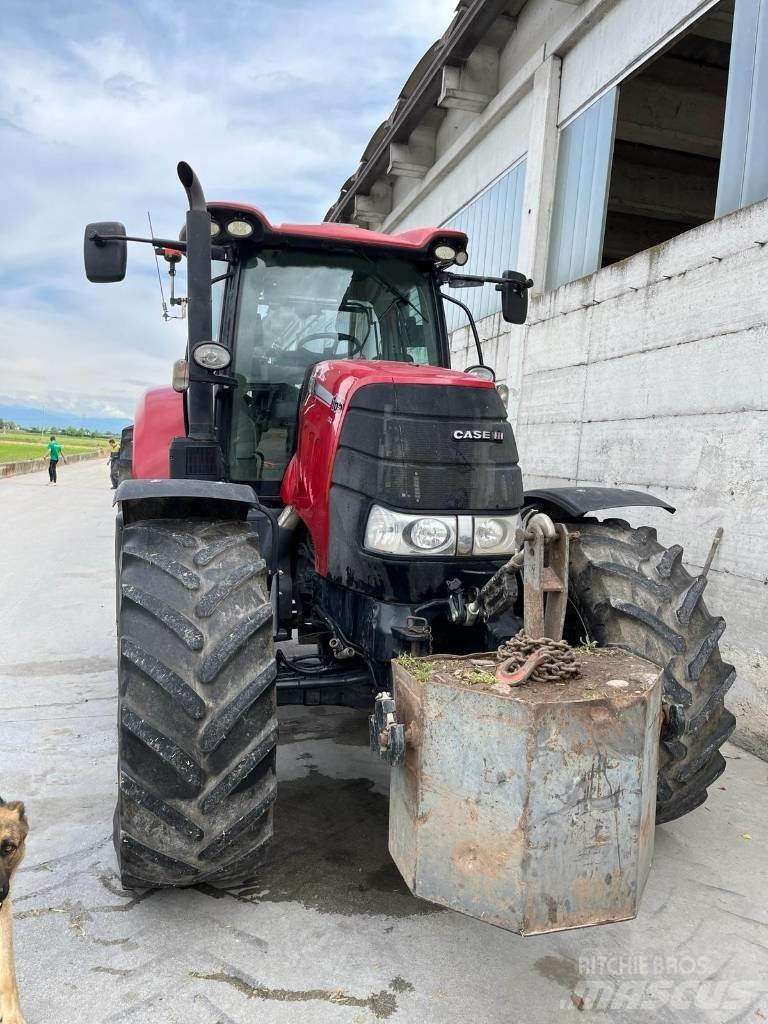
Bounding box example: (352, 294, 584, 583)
(465, 364, 496, 382)
(472, 515, 520, 556)
(407, 517, 451, 550)
(434, 243, 457, 261)
(364, 506, 456, 556)
(192, 342, 231, 370)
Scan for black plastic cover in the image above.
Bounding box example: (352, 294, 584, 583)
(524, 486, 675, 517)
(115, 479, 258, 506)
(332, 382, 523, 511)
(324, 380, 522, 601)
(115, 478, 260, 525)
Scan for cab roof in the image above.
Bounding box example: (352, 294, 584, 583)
(208, 201, 468, 255)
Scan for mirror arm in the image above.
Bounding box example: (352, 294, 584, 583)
(440, 270, 534, 290)
(440, 291, 484, 366)
(497, 269, 534, 296)
(87, 231, 227, 261)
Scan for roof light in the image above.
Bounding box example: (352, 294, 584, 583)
(210, 219, 221, 237)
(226, 219, 254, 238)
(455, 250, 469, 266)
(434, 243, 457, 261)
(465, 364, 496, 382)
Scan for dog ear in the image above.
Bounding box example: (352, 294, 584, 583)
(5, 801, 26, 822)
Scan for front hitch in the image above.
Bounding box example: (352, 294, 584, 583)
(370, 692, 406, 766)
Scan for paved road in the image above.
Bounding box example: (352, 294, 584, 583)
(1, 460, 767, 1023)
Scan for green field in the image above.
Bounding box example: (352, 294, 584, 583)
(0, 432, 110, 465)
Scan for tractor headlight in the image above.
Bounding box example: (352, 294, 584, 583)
(227, 219, 254, 238)
(472, 515, 520, 556)
(363, 506, 520, 558)
(434, 243, 457, 262)
(192, 342, 231, 370)
(465, 364, 496, 382)
(364, 506, 456, 556)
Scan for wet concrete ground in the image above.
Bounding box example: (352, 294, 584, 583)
(1, 461, 767, 1023)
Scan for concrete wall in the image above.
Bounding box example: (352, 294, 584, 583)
(343, 0, 767, 756)
(515, 196, 768, 759)
(446, 202, 768, 760)
(0, 448, 107, 479)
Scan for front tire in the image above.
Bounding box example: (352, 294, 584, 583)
(567, 520, 736, 823)
(116, 518, 277, 887)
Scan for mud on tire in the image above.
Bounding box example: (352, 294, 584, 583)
(116, 518, 277, 887)
(567, 520, 736, 823)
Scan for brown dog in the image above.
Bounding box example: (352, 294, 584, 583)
(0, 798, 28, 1024)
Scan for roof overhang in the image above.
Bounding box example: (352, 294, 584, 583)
(326, 0, 525, 224)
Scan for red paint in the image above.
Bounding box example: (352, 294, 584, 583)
(208, 201, 467, 254)
(280, 360, 494, 574)
(133, 386, 184, 479)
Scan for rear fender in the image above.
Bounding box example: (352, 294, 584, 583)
(523, 486, 675, 519)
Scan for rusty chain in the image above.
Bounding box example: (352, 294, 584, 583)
(495, 631, 581, 684)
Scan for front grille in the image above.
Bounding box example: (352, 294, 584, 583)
(332, 382, 522, 511)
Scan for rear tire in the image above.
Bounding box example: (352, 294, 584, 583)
(115, 518, 277, 887)
(567, 520, 736, 823)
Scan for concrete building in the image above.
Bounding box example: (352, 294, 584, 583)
(327, 0, 768, 757)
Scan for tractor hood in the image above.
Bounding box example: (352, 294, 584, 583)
(282, 360, 523, 585)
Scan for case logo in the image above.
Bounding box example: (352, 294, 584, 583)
(453, 428, 504, 441)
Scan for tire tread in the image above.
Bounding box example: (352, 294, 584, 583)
(116, 518, 277, 888)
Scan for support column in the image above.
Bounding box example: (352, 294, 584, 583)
(518, 55, 562, 294)
(505, 55, 561, 424)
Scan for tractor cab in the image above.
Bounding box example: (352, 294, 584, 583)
(225, 242, 445, 491)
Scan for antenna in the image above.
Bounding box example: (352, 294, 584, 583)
(148, 212, 170, 321)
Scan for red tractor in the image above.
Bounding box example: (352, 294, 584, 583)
(84, 163, 734, 889)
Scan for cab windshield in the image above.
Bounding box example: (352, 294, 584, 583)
(229, 249, 441, 488)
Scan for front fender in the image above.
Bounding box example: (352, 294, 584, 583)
(523, 486, 675, 518)
(115, 478, 259, 524)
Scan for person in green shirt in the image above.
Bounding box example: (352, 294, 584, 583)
(45, 436, 66, 484)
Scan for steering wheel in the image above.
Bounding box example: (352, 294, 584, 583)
(295, 332, 365, 359)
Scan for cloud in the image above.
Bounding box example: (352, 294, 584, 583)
(0, 0, 456, 421)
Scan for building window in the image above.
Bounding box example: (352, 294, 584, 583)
(547, 0, 761, 288)
(602, 0, 734, 267)
(443, 158, 527, 328)
(717, 0, 768, 215)
(546, 89, 618, 291)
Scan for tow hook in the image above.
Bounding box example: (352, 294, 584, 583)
(370, 692, 406, 766)
(391, 615, 432, 657)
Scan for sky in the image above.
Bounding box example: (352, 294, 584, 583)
(0, 0, 457, 423)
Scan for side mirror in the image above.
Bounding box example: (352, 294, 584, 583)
(499, 271, 533, 324)
(83, 222, 127, 283)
